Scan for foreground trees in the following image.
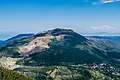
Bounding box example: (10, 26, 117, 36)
(0, 67, 32, 80)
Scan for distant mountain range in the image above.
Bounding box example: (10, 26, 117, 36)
(81, 32, 120, 36)
(0, 34, 34, 46)
(86, 36, 120, 48)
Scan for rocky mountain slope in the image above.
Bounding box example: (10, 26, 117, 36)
(0, 28, 117, 65)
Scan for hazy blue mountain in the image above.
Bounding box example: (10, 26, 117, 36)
(0, 34, 34, 46)
(5, 34, 34, 42)
(0, 40, 5, 46)
(81, 32, 120, 36)
(86, 36, 120, 47)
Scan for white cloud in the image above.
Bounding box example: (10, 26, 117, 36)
(89, 25, 115, 31)
(92, 2, 101, 5)
(102, 0, 114, 3)
(91, 0, 120, 5)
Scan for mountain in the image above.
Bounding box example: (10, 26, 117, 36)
(0, 28, 115, 65)
(81, 32, 120, 36)
(0, 34, 34, 46)
(86, 36, 120, 43)
(0, 28, 120, 80)
(6, 34, 34, 42)
(86, 36, 120, 63)
(0, 40, 5, 46)
(86, 36, 120, 50)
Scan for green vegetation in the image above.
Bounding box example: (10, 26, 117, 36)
(14, 65, 119, 80)
(0, 67, 32, 80)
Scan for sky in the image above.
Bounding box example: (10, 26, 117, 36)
(0, 0, 120, 40)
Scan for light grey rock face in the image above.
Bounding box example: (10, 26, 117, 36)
(0, 57, 22, 70)
(19, 35, 65, 56)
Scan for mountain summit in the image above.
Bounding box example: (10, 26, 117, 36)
(17, 28, 87, 56)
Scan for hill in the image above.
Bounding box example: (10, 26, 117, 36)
(0, 34, 34, 46)
(0, 40, 5, 46)
(86, 36, 120, 60)
(86, 36, 120, 47)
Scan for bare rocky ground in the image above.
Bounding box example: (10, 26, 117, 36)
(0, 57, 22, 70)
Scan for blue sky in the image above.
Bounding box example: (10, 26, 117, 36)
(0, 0, 120, 39)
